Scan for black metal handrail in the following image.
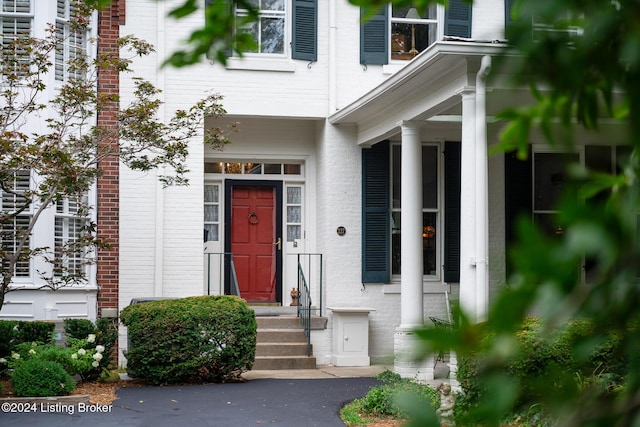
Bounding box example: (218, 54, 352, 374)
(297, 262, 312, 356)
(205, 252, 240, 297)
(296, 253, 323, 357)
(296, 253, 323, 316)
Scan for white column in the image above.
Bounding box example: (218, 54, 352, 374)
(400, 121, 423, 329)
(394, 121, 434, 382)
(475, 56, 492, 322)
(459, 88, 477, 320)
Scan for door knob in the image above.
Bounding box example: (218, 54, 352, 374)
(274, 237, 281, 250)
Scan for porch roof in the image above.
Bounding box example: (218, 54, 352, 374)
(328, 41, 509, 146)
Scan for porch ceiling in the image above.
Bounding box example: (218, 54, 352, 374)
(329, 42, 510, 146)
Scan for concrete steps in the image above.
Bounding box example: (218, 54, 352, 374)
(252, 315, 316, 370)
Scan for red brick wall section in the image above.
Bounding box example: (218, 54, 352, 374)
(96, 3, 124, 318)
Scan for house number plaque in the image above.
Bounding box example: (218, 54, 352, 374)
(337, 226, 346, 236)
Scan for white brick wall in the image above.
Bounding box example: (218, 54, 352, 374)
(117, 0, 522, 365)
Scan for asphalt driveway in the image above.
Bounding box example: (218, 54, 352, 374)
(0, 377, 382, 426)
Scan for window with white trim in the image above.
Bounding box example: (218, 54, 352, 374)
(390, 3, 438, 61)
(54, 195, 89, 278)
(1, 169, 31, 277)
(55, 0, 87, 81)
(204, 183, 221, 242)
(236, 0, 285, 55)
(286, 186, 302, 242)
(0, 0, 32, 77)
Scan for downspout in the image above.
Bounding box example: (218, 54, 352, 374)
(154, 3, 166, 298)
(328, 0, 337, 113)
(475, 55, 491, 322)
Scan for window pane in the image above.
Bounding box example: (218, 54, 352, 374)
(287, 206, 301, 223)
(224, 162, 243, 174)
(261, 16, 284, 53)
(245, 163, 262, 174)
(284, 164, 301, 175)
(239, 21, 259, 53)
(287, 187, 301, 204)
(423, 146, 438, 209)
(423, 212, 437, 275)
(392, 5, 436, 19)
(534, 153, 578, 211)
(534, 213, 564, 238)
(264, 163, 281, 174)
(391, 211, 401, 275)
(263, 0, 284, 11)
(204, 224, 218, 242)
(204, 185, 219, 203)
(204, 205, 218, 222)
(205, 162, 223, 173)
(287, 225, 301, 241)
(585, 146, 612, 173)
(392, 144, 401, 209)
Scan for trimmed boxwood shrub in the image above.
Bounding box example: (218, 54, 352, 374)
(120, 295, 257, 385)
(0, 320, 55, 358)
(11, 358, 76, 397)
(15, 321, 56, 345)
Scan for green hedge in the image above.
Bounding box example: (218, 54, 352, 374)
(0, 320, 55, 359)
(120, 295, 257, 385)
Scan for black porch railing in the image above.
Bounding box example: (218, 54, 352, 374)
(205, 252, 240, 297)
(296, 253, 323, 357)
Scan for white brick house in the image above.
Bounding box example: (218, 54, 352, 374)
(1, 0, 624, 381)
(118, 0, 626, 378)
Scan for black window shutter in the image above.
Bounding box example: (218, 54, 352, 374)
(444, 141, 461, 283)
(360, 7, 388, 65)
(505, 0, 516, 32)
(205, 0, 233, 60)
(445, 0, 472, 38)
(504, 148, 532, 277)
(292, 0, 317, 61)
(362, 141, 390, 283)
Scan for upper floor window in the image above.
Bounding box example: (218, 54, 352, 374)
(361, 0, 471, 66)
(236, 0, 285, 55)
(0, 0, 32, 77)
(55, 0, 87, 81)
(390, 4, 438, 61)
(212, 0, 316, 62)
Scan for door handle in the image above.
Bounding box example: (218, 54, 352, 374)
(274, 237, 281, 251)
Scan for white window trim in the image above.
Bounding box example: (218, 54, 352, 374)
(234, 1, 288, 59)
(388, 3, 445, 64)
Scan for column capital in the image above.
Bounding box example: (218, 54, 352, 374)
(397, 120, 422, 131)
(457, 85, 476, 98)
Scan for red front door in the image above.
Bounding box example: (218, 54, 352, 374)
(230, 185, 279, 302)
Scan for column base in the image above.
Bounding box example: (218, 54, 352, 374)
(394, 327, 435, 382)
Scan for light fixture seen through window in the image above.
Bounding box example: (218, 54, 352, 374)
(405, 7, 421, 55)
